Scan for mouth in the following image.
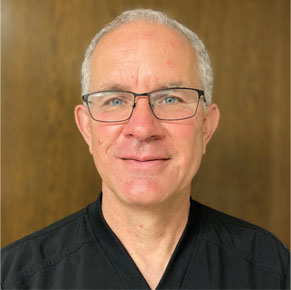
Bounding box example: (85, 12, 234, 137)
(118, 156, 170, 169)
(121, 157, 169, 162)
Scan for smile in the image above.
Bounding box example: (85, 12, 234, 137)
(119, 157, 170, 169)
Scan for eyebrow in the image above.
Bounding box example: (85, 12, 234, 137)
(99, 83, 128, 91)
(165, 81, 185, 88)
(98, 81, 186, 92)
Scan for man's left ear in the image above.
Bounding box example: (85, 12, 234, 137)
(202, 104, 220, 154)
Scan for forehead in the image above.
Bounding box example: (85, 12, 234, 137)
(90, 21, 200, 91)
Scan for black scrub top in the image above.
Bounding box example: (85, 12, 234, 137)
(1, 193, 290, 289)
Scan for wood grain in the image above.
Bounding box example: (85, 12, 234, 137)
(2, 0, 289, 248)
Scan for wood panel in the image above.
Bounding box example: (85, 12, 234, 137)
(2, 0, 289, 248)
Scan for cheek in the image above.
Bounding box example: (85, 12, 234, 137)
(172, 121, 204, 169)
(176, 120, 203, 147)
(90, 125, 122, 166)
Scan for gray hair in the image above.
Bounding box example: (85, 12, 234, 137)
(81, 9, 213, 105)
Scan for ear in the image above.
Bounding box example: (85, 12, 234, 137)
(202, 104, 220, 154)
(74, 104, 93, 154)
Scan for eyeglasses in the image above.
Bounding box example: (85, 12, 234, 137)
(82, 87, 205, 123)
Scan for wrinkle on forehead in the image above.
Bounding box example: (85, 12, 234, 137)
(98, 81, 186, 92)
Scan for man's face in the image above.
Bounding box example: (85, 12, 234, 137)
(76, 22, 219, 207)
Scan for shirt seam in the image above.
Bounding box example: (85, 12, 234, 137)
(214, 217, 289, 251)
(4, 238, 94, 289)
(201, 203, 289, 251)
(198, 235, 285, 277)
(3, 206, 96, 289)
(3, 210, 87, 252)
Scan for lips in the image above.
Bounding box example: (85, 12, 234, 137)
(117, 155, 170, 169)
(120, 157, 170, 162)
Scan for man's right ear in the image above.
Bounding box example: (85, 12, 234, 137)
(74, 105, 93, 154)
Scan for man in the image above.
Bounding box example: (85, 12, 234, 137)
(1, 9, 289, 290)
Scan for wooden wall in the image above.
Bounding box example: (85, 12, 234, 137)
(2, 0, 290, 248)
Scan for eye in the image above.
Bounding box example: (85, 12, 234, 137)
(102, 97, 127, 107)
(163, 97, 177, 104)
(160, 96, 184, 105)
(110, 98, 124, 106)
(152, 93, 184, 106)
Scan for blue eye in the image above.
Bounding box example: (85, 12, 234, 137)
(111, 99, 124, 106)
(163, 97, 177, 104)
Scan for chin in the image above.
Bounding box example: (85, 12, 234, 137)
(117, 180, 172, 207)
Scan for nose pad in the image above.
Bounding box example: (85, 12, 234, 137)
(130, 97, 155, 119)
(132, 101, 154, 110)
(129, 98, 154, 122)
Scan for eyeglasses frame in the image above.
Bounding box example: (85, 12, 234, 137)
(82, 87, 206, 123)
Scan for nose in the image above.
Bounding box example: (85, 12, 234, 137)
(122, 97, 164, 141)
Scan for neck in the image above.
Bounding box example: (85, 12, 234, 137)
(101, 190, 191, 289)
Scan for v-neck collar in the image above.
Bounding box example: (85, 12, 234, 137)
(88, 193, 201, 289)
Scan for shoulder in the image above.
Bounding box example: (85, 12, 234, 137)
(195, 201, 290, 275)
(1, 203, 95, 288)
